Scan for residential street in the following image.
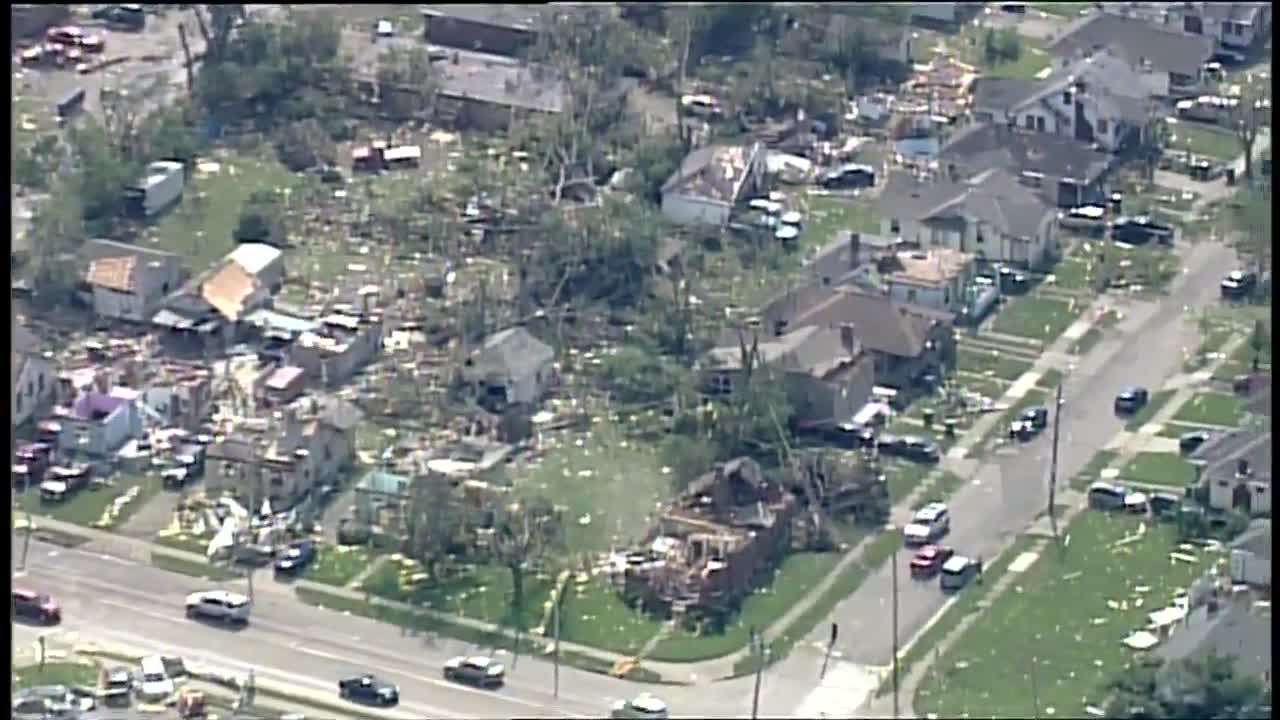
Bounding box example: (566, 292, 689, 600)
(740, 237, 1240, 718)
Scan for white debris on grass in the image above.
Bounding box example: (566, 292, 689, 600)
(1008, 551, 1039, 574)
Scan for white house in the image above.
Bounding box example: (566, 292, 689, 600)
(879, 248, 976, 315)
(1164, 2, 1272, 56)
(12, 325, 54, 428)
(1047, 13, 1215, 94)
(661, 142, 765, 227)
(1229, 519, 1270, 587)
(226, 242, 285, 293)
(878, 169, 1058, 270)
(461, 326, 555, 407)
(79, 240, 184, 323)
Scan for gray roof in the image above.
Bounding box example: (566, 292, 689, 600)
(1047, 13, 1215, 78)
(79, 238, 181, 270)
(940, 122, 1114, 185)
(1231, 519, 1271, 560)
(1190, 427, 1272, 482)
(879, 169, 1052, 240)
(422, 4, 547, 32)
(13, 324, 40, 355)
(707, 325, 854, 378)
(437, 60, 565, 114)
(1156, 603, 1272, 683)
(662, 144, 759, 204)
(1202, 2, 1266, 25)
(317, 397, 364, 432)
(470, 326, 554, 379)
(782, 288, 952, 359)
(971, 77, 1042, 114)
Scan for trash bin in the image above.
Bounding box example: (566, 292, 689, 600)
(1225, 168, 1237, 186)
(944, 419, 957, 438)
(922, 408, 935, 428)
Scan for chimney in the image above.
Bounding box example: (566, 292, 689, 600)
(848, 232, 861, 270)
(840, 323, 857, 358)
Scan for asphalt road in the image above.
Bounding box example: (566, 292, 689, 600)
(13, 538, 734, 719)
(749, 238, 1239, 717)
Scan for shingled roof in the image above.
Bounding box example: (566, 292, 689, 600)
(1047, 12, 1215, 78)
(85, 256, 138, 293)
(787, 289, 952, 359)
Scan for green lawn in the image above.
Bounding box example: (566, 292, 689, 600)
(797, 193, 881, 257)
(647, 551, 842, 662)
(1123, 389, 1176, 431)
(980, 37, 1052, 80)
(518, 425, 668, 555)
(1120, 452, 1199, 489)
(915, 471, 968, 506)
(1029, 2, 1092, 18)
(884, 460, 936, 505)
(146, 153, 299, 275)
(1171, 392, 1242, 428)
(1037, 367, 1064, 390)
(1168, 121, 1242, 162)
(17, 473, 159, 528)
(957, 347, 1034, 382)
(559, 576, 666, 656)
(914, 512, 1212, 719)
(151, 551, 241, 582)
(305, 544, 380, 587)
(361, 560, 553, 631)
(1213, 340, 1272, 380)
(1070, 450, 1120, 491)
(1156, 422, 1211, 439)
(1048, 256, 1092, 290)
(993, 296, 1080, 342)
(13, 662, 98, 690)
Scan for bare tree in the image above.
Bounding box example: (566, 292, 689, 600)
(1231, 86, 1271, 181)
(403, 478, 461, 583)
(490, 496, 563, 622)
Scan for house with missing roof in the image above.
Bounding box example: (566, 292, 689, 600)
(433, 56, 567, 132)
(226, 242, 285, 293)
(13, 324, 54, 429)
(206, 395, 363, 505)
(878, 169, 1059, 270)
(421, 5, 546, 58)
(460, 326, 556, 411)
(703, 324, 876, 429)
(1153, 588, 1272, 699)
(1163, 2, 1272, 57)
(971, 49, 1161, 154)
(939, 122, 1116, 208)
(51, 387, 142, 458)
(661, 142, 767, 226)
(1046, 12, 1216, 95)
(877, 247, 976, 315)
(201, 261, 270, 326)
(289, 313, 385, 389)
(78, 239, 184, 323)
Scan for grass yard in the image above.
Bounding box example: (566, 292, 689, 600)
(13, 662, 98, 690)
(1156, 422, 1211, 439)
(151, 551, 241, 582)
(17, 473, 159, 528)
(1212, 340, 1272, 380)
(1037, 368, 1064, 390)
(1185, 320, 1238, 371)
(145, 153, 299, 275)
(884, 460, 937, 505)
(517, 424, 668, 556)
(953, 376, 1009, 408)
(155, 532, 212, 555)
(361, 560, 553, 631)
(1071, 450, 1121, 491)
(915, 471, 968, 505)
(1029, 2, 1092, 17)
(1120, 452, 1199, 489)
(957, 347, 1034, 382)
(305, 544, 381, 587)
(647, 551, 842, 662)
(797, 193, 881, 257)
(1167, 121, 1242, 162)
(1047, 256, 1092, 291)
(1171, 392, 1242, 428)
(1123, 389, 1176, 431)
(559, 577, 666, 657)
(913, 512, 1215, 719)
(993, 296, 1080, 342)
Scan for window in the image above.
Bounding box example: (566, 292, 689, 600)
(711, 374, 733, 395)
(1062, 90, 1071, 105)
(36, 374, 43, 393)
(27, 382, 33, 396)
(907, 289, 918, 303)
(1035, 116, 1046, 132)
(1025, 114, 1035, 129)
(1096, 118, 1109, 135)
(890, 219, 901, 234)
(15, 397, 22, 415)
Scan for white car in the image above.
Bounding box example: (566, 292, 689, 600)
(611, 693, 669, 719)
(137, 655, 174, 702)
(904, 503, 950, 546)
(443, 655, 505, 688)
(185, 589, 251, 624)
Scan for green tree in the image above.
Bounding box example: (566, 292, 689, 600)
(1229, 85, 1271, 181)
(491, 496, 563, 627)
(67, 120, 140, 233)
(1249, 319, 1269, 371)
(233, 189, 285, 244)
(27, 191, 87, 309)
(403, 478, 462, 583)
(1229, 188, 1271, 283)
(1109, 652, 1270, 719)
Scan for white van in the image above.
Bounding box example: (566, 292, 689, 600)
(939, 556, 982, 592)
(138, 655, 174, 701)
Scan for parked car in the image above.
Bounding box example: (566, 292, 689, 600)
(1113, 386, 1150, 415)
(819, 163, 875, 190)
(1178, 430, 1211, 455)
(1009, 406, 1049, 441)
(611, 693, 670, 719)
(443, 656, 505, 689)
(880, 435, 941, 463)
(939, 555, 982, 591)
(1111, 216, 1174, 245)
(184, 590, 251, 624)
(274, 540, 317, 575)
(1149, 491, 1183, 518)
(909, 544, 955, 578)
(137, 656, 175, 703)
(998, 266, 1029, 293)
(1087, 481, 1130, 511)
(1220, 270, 1258, 300)
(13, 588, 61, 624)
(903, 503, 950, 546)
(102, 666, 133, 706)
(338, 674, 399, 705)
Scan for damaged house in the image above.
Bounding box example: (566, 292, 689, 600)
(460, 326, 556, 410)
(421, 5, 547, 57)
(206, 395, 363, 505)
(290, 312, 385, 389)
(611, 457, 798, 628)
(434, 54, 567, 132)
(1046, 12, 1215, 95)
(78, 239, 184, 323)
(661, 142, 766, 227)
(13, 324, 54, 429)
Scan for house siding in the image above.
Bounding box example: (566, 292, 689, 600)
(880, 215, 1054, 270)
(12, 357, 54, 428)
(423, 15, 534, 57)
(57, 406, 138, 458)
(662, 193, 733, 226)
(1231, 548, 1271, 587)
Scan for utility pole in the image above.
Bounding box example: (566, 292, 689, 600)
(891, 543, 901, 720)
(1029, 655, 1042, 719)
(552, 593, 561, 698)
(1047, 383, 1064, 545)
(751, 627, 766, 720)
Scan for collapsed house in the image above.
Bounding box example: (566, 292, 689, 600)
(611, 457, 798, 628)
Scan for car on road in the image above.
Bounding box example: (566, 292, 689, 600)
(13, 588, 61, 624)
(1220, 270, 1258, 300)
(1178, 430, 1211, 455)
(1114, 386, 1150, 415)
(903, 502, 950, 546)
(611, 693, 670, 719)
(102, 666, 133, 706)
(338, 674, 399, 705)
(939, 555, 982, 591)
(273, 540, 316, 575)
(880, 434, 941, 464)
(909, 544, 955, 579)
(443, 655, 506, 689)
(1009, 405, 1049, 441)
(138, 656, 175, 702)
(184, 590, 251, 624)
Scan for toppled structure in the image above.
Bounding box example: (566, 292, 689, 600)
(610, 457, 797, 628)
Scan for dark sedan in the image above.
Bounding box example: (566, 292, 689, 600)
(274, 540, 317, 575)
(338, 674, 399, 706)
(1178, 431, 1211, 455)
(1220, 270, 1258, 301)
(1114, 386, 1150, 415)
(879, 435, 941, 464)
(1111, 216, 1174, 245)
